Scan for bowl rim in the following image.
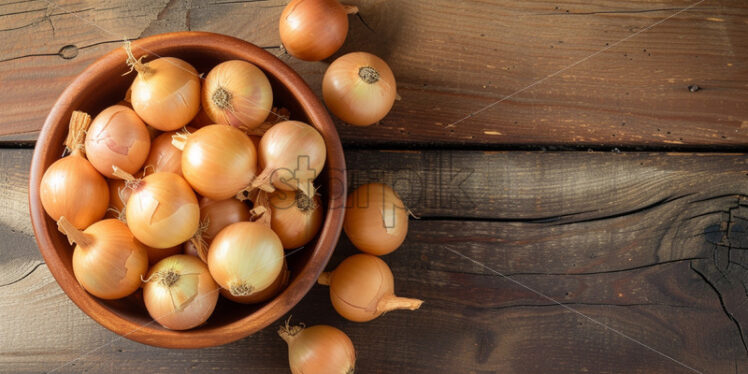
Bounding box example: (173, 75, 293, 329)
(28, 31, 346, 348)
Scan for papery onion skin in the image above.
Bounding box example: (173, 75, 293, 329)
(323, 52, 397, 126)
(143, 128, 195, 177)
(130, 57, 201, 131)
(203, 60, 273, 130)
(179, 125, 258, 200)
(278, 323, 356, 374)
(143, 254, 219, 330)
(270, 190, 322, 249)
(207, 222, 284, 298)
(85, 105, 151, 179)
(125, 172, 200, 248)
(319, 254, 423, 322)
(221, 260, 289, 304)
(279, 0, 349, 61)
(344, 183, 408, 256)
(62, 218, 148, 300)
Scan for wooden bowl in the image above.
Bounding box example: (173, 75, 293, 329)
(28, 32, 346, 348)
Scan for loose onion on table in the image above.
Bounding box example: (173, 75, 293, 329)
(125, 43, 201, 131)
(252, 120, 326, 198)
(344, 183, 408, 256)
(185, 196, 251, 262)
(172, 125, 258, 200)
(318, 254, 423, 322)
(323, 52, 397, 126)
(278, 322, 356, 374)
(270, 190, 322, 249)
(207, 222, 284, 302)
(202, 60, 273, 130)
(279, 0, 358, 61)
(58, 217, 148, 300)
(84, 105, 151, 179)
(143, 254, 219, 330)
(40, 111, 109, 229)
(115, 168, 200, 249)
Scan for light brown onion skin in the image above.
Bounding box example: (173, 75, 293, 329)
(181, 125, 257, 200)
(323, 52, 397, 126)
(70, 219, 148, 300)
(143, 254, 219, 330)
(200, 197, 251, 241)
(202, 60, 273, 130)
(220, 260, 289, 304)
(279, 0, 349, 61)
(279, 324, 356, 374)
(143, 127, 195, 177)
(270, 191, 322, 249)
(144, 244, 182, 265)
(344, 183, 408, 256)
(126, 172, 200, 248)
(189, 108, 213, 129)
(131, 57, 201, 131)
(40, 150, 109, 229)
(85, 105, 151, 179)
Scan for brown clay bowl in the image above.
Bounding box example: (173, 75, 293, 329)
(28, 32, 346, 348)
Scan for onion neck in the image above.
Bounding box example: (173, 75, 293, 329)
(342, 4, 359, 14)
(250, 168, 276, 193)
(358, 66, 380, 84)
(317, 271, 332, 286)
(112, 166, 143, 190)
(64, 111, 92, 155)
(277, 322, 304, 344)
(123, 41, 149, 75)
(377, 295, 423, 313)
(56, 217, 94, 248)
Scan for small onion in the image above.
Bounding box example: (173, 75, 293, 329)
(207, 222, 284, 299)
(118, 169, 200, 249)
(323, 52, 397, 126)
(220, 260, 289, 304)
(344, 183, 408, 256)
(58, 217, 148, 300)
(278, 322, 356, 374)
(173, 125, 257, 200)
(142, 127, 195, 177)
(125, 43, 201, 131)
(270, 190, 322, 249)
(40, 111, 109, 229)
(279, 0, 357, 61)
(143, 254, 219, 330)
(202, 60, 273, 130)
(252, 121, 326, 198)
(84, 105, 151, 179)
(186, 196, 251, 262)
(318, 254, 423, 322)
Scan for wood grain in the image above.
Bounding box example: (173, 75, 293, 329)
(3, 148, 748, 373)
(1, 0, 747, 147)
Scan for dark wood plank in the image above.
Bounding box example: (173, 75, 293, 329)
(3, 148, 748, 373)
(1, 0, 748, 147)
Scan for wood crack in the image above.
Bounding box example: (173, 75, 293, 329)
(534, 7, 699, 16)
(0, 38, 136, 63)
(0, 261, 44, 288)
(485, 301, 692, 311)
(553, 193, 696, 226)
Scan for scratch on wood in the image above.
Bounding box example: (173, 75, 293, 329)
(535, 7, 700, 16)
(0, 262, 44, 288)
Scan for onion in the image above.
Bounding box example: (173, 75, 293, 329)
(117, 168, 200, 249)
(40, 111, 109, 229)
(172, 125, 257, 200)
(202, 60, 273, 130)
(125, 43, 201, 131)
(58, 217, 148, 299)
(84, 105, 151, 179)
(142, 127, 195, 177)
(189, 108, 213, 129)
(187, 196, 251, 262)
(252, 121, 326, 198)
(106, 178, 130, 220)
(278, 322, 356, 374)
(318, 254, 422, 322)
(323, 52, 397, 126)
(344, 183, 408, 256)
(207, 222, 284, 299)
(279, 0, 357, 61)
(270, 190, 322, 249)
(143, 254, 219, 330)
(221, 260, 289, 304)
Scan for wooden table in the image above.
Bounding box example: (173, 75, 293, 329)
(2, 1, 748, 373)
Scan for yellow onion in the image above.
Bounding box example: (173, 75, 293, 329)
(279, 0, 357, 61)
(278, 322, 356, 374)
(270, 190, 322, 249)
(344, 183, 408, 256)
(207, 222, 284, 299)
(84, 105, 151, 178)
(186, 196, 251, 262)
(318, 254, 422, 322)
(142, 127, 195, 177)
(58, 217, 148, 299)
(143, 254, 219, 330)
(220, 260, 289, 304)
(252, 121, 326, 198)
(125, 43, 201, 131)
(202, 60, 273, 130)
(40, 111, 109, 229)
(117, 169, 199, 249)
(189, 108, 213, 129)
(173, 125, 257, 200)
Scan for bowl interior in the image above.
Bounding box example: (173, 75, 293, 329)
(29, 32, 345, 348)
